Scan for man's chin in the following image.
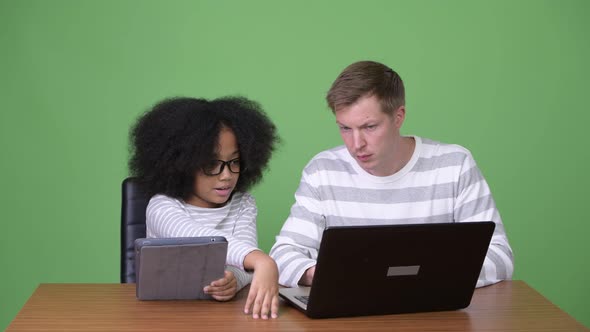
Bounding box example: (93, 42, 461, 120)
(356, 161, 376, 174)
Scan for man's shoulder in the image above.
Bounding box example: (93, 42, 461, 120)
(303, 146, 356, 174)
(419, 136, 473, 158)
(313, 145, 349, 158)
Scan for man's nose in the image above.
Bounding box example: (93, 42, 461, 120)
(352, 130, 365, 150)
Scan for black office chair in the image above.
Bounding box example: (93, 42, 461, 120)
(120, 177, 150, 283)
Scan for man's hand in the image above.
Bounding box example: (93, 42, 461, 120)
(298, 265, 315, 286)
(204, 270, 238, 301)
(243, 252, 279, 319)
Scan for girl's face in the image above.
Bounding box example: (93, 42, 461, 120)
(186, 126, 240, 208)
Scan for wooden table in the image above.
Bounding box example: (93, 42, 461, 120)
(7, 281, 588, 331)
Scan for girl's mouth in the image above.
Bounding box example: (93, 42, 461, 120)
(214, 187, 233, 196)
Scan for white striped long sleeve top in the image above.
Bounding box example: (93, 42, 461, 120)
(146, 192, 259, 291)
(269, 136, 514, 288)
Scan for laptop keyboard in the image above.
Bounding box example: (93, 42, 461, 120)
(295, 295, 309, 305)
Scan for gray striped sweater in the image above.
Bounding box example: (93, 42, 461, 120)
(146, 192, 258, 291)
(269, 136, 514, 288)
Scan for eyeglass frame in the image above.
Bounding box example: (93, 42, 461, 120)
(202, 158, 242, 176)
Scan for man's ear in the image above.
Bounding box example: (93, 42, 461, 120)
(393, 106, 406, 128)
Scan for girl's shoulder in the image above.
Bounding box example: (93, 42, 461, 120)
(148, 194, 183, 207)
(230, 191, 256, 207)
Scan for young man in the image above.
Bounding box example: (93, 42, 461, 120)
(269, 60, 514, 288)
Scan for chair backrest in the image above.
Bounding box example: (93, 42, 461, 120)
(120, 177, 150, 283)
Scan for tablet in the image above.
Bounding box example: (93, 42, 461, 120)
(134, 237, 228, 300)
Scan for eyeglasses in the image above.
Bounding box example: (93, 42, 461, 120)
(202, 158, 241, 176)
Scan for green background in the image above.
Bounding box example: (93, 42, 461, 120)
(1, 0, 589, 329)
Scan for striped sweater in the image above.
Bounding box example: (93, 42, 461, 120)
(146, 192, 258, 291)
(269, 136, 514, 288)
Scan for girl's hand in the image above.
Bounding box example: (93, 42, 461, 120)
(204, 270, 238, 301)
(243, 252, 279, 319)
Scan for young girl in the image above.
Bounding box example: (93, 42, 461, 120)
(129, 96, 280, 319)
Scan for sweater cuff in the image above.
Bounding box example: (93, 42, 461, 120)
(233, 246, 261, 270)
(283, 259, 317, 288)
(225, 265, 253, 291)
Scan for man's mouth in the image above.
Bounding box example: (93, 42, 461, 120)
(357, 154, 372, 162)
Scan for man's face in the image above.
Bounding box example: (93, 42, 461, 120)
(335, 94, 405, 176)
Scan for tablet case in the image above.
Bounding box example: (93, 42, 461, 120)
(135, 237, 228, 300)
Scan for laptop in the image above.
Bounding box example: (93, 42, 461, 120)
(279, 221, 495, 318)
